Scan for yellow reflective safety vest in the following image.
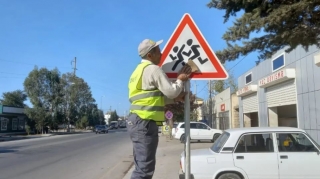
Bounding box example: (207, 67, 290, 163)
(128, 61, 165, 126)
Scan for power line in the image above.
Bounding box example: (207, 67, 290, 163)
(196, 83, 208, 95)
(227, 55, 247, 72)
(0, 71, 27, 76)
(0, 59, 71, 69)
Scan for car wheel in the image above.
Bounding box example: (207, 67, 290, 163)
(217, 173, 241, 179)
(212, 133, 221, 143)
(180, 134, 186, 143)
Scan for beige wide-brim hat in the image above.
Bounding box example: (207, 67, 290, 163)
(138, 39, 163, 57)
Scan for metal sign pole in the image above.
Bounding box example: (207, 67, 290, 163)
(184, 80, 191, 179)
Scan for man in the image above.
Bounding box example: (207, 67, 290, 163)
(127, 39, 192, 179)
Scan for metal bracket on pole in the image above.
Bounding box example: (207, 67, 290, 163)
(184, 80, 191, 179)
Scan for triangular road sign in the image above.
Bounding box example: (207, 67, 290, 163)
(158, 13, 228, 80)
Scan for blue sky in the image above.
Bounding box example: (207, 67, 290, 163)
(0, 0, 259, 116)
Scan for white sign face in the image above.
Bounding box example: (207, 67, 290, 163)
(161, 24, 218, 74)
(159, 13, 228, 80)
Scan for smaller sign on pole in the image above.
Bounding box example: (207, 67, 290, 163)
(165, 110, 173, 120)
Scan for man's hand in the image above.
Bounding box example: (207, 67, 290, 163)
(177, 65, 192, 81)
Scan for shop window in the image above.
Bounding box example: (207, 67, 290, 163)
(276, 133, 319, 152)
(1, 117, 9, 131)
(12, 118, 18, 130)
(245, 73, 252, 84)
(234, 133, 274, 153)
(272, 54, 285, 71)
(18, 118, 25, 130)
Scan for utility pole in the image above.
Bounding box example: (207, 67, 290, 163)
(71, 57, 77, 76)
(208, 80, 213, 128)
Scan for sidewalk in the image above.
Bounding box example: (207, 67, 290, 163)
(122, 135, 213, 179)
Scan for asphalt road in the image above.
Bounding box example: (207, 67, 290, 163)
(0, 129, 133, 179)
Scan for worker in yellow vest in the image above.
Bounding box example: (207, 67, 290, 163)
(127, 39, 191, 179)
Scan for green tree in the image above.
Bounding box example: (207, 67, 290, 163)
(207, 0, 320, 62)
(109, 110, 119, 123)
(87, 104, 103, 126)
(0, 90, 27, 107)
(60, 73, 96, 127)
(23, 67, 62, 133)
(76, 115, 89, 129)
(164, 94, 197, 123)
(98, 109, 106, 125)
(210, 70, 238, 94)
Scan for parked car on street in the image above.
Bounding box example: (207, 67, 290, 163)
(95, 125, 108, 134)
(174, 122, 222, 143)
(171, 123, 178, 136)
(179, 127, 320, 179)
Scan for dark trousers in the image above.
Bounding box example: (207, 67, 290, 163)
(127, 113, 159, 179)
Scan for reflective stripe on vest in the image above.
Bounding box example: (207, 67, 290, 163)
(129, 91, 164, 103)
(128, 61, 165, 125)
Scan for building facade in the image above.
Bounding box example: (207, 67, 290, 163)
(0, 105, 27, 135)
(201, 88, 240, 130)
(237, 45, 320, 143)
(212, 88, 240, 130)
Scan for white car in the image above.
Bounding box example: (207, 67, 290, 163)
(174, 122, 222, 143)
(179, 127, 320, 179)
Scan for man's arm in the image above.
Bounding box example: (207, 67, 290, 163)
(149, 66, 184, 99)
(164, 96, 175, 105)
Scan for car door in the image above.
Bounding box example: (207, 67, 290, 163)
(197, 123, 212, 139)
(233, 132, 279, 179)
(276, 132, 320, 179)
(190, 123, 199, 139)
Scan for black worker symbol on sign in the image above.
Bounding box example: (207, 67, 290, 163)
(169, 39, 209, 71)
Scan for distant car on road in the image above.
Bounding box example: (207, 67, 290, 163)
(179, 127, 320, 179)
(109, 121, 119, 129)
(119, 121, 127, 128)
(95, 125, 108, 134)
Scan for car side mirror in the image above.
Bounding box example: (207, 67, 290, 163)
(207, 127, 210, 130)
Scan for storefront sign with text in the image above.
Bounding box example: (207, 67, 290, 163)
(258, 68, 296, 88)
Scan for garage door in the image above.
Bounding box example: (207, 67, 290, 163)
(242, 93, 258, 113)
(266, 79, 297, 107)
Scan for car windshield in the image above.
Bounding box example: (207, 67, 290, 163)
(210, 132, 230, 153)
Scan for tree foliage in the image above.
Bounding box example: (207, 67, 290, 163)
(207, 0, 320, 62)
(0, 90, 27, 107)
(23, 67, 62, 133)
(108, 110, 119, 123)
(211, 71, 238, 94)
(76, 115, 89, 129)
(164, 94, 197, 122)
(23, 67, 101, 132)
(60, 73, 96, 126)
